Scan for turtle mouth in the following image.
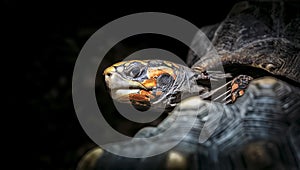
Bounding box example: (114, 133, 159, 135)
(104, 68, 152, 103)
(111, 89, 142, 102)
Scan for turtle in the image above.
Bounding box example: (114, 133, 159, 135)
(77, 1, 300, 170)
(103, 59, 238, 112)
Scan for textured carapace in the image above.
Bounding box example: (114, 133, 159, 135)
(188, 1, 300, 84)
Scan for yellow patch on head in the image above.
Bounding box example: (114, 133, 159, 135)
(103, 66, 115, 75)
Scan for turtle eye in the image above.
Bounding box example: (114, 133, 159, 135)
(129, 67, 141, 78)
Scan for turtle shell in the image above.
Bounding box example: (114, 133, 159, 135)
(188, 1, 300, 84)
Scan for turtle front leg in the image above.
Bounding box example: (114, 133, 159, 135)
(229, 75, 253, 103)
(202, 75, 253, 104)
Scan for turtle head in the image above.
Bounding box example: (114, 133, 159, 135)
(103, 60, 199, 111)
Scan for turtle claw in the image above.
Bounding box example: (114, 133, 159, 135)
(206, 75, 253, 104)
(200, 81, 232, 100)
(212, 89, 231, 102)
(225, 99, 232, 104)
(215, 75, 253, 104)
(222, 90, 232, 102)
(229, 75, 253, 103)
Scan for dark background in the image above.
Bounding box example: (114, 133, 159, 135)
(4, 1, 240, 169)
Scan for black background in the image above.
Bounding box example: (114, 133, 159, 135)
(4, 1, 240, 169)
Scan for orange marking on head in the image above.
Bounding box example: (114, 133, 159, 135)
(148, 70, 166, 78)
(129, 94, 149, 102)
(142, 78, 157, 89)
(140, 90, 155, 99)
(129, 90, 155, 102)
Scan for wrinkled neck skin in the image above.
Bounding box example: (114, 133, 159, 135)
(155, 65, 207, 109)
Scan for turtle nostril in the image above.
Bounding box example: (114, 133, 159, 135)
(106, 73, 112, 77)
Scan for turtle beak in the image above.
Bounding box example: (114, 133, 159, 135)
(103, 65, 146, 102)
